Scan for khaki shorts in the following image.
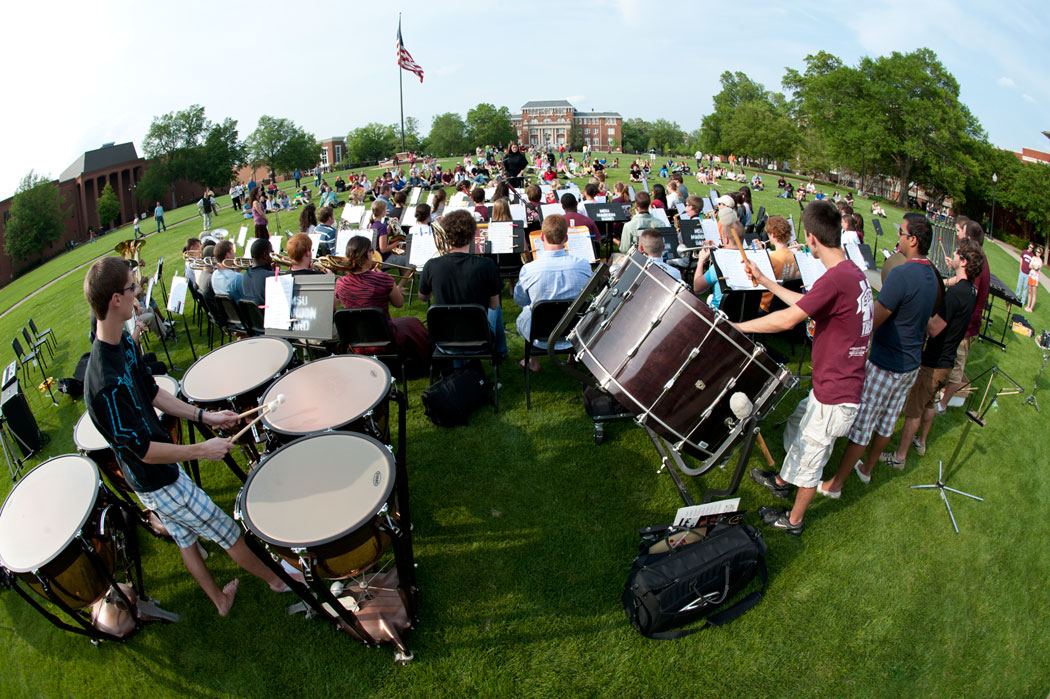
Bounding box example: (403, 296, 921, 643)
(903, 366, 951, 419)
(780, 392, 859, 489)
(947, 336, 975, 385)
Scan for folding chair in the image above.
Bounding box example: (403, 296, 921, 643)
(334, 308, 406, 394)
(12, 337, 44, 387)
(237, 299, 265, 337)
(522, 300, 572, 410)
(215, 295, 249, 338)
(427, 304, 500, 412)
(21, 326, 52, 362)
(28, 318, 55, 355)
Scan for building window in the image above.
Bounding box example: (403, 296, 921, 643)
(584, 128, 590, 135)
(319, 148, 329, 166)
(585, 137, 592, 145)
(608, 128, 615, 135)
(335, 144, 344, 162)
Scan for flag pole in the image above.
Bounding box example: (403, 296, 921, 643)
(399, 14, 406, 152)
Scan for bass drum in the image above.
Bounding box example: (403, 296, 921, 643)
(571, 250, 794, 470)
(0, 456, 116, 609)
(237, 432, 394, 580)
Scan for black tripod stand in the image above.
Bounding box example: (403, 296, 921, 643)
(1021, 331, 1050, 412)
(910, 365, 1022, 533)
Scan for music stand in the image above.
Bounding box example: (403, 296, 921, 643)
(910, 365, 1022, 533)
(1021, 331, 1050, 412)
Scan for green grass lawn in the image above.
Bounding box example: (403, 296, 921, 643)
(0, 160, 1048, 697)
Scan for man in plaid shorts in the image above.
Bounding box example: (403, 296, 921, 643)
(84, 256, 289, 616)
(821, 213, 939, 496)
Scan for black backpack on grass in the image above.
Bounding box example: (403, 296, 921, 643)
(623, 522, 767, 640)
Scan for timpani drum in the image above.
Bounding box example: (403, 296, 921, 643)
(236, 432, 395, 579)
(260, 355, 392, 446)
(180, 337, 295, 413)
(570, 250, 794, 470)
(0, 456, 116, 609)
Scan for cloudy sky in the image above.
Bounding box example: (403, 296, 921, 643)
(2, 0, 1046, 198)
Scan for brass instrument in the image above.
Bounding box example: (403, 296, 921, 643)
(116, 238, 147, 287)
(431, 219, 451, 255)
(270, 251, 296, 268)
(186, 256, 218, 271)
(316, 255, 358, 275)
(182, 249, 202, 261)
(220, 257, 252, 270)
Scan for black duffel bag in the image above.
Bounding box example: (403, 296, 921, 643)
(623, 522, 767, 639)
(420, 367, 491, 427)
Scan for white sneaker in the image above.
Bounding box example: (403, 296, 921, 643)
(853, 460, 871, 484)
(816, 482, 841, 499)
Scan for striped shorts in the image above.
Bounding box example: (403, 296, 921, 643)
(847, 361, 919, 445)
(137, 470, 240, 550)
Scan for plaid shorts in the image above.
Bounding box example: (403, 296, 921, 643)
(137, 470, 240, 550)
(847, 361, 919, 445)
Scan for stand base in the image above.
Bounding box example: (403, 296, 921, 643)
(910, 460, 983, 534)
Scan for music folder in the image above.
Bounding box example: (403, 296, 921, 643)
(678, 219, 702, 248)
(264, 273, 336, 342)
(651, 227, 679, 257)
(583, 202, 629, 223)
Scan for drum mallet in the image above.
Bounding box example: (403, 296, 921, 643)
(230, 395, 285, 442)
(236, 394, 286, 420)
(730, 392, 775, 468)
(727, 226, 757, 287)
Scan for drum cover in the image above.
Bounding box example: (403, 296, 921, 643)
(260, 356, 391, 436)
(0, 456, 100, 573)
(180, 337, 293, 403)
(240, 433, 394, 548)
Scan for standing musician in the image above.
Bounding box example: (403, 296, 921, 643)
(736, 200, 873, 536)
(83, 257, 291, 616)
(502, 142, 528, 188)
(821, 213, 938, 494)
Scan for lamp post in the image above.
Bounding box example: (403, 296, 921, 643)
(990, 172, 997, 239)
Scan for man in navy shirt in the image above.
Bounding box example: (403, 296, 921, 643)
(821, 213, 938, 496)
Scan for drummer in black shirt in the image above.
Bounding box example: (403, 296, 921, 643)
(83, 256, 290, 616)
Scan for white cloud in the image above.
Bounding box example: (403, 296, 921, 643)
(615, 0, 644, 22)
(566, 95, 586, 105)
(1023, 93, 1036, 103)
(997, 77, 1017, 88)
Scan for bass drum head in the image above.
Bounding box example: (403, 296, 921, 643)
(180, 337, 293, 404)
(239, 433, 395, 578)
(0, 455, 101, 573)
(260, 355, 391, 437)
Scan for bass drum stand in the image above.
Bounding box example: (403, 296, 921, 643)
(910, 366, 1022, 533)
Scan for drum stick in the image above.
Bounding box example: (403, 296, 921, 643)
(756, 431, 775, 468)
(236, 394, 286, 419)
(728, 226, 756, 287)
(230, 410, 269, 442)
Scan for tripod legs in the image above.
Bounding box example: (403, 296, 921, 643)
(910, 460, 983, 534)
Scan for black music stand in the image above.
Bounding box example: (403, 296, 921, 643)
(910, 365, 1022, 533)
(583, 202, 629, 259)
(980, 274, 1021, 351)
(1022, 331, 1050, 412)
(154, 257, 198, 362)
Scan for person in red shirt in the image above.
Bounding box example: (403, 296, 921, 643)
(561, 192, 601, 243)
(1016, 241, 1035, 306)
(734, 200, 873, 536)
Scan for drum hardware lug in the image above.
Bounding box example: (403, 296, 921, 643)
(657, 456, 668, 474)
(636, 412, 648, 426)
(694, 380, 706, 391)
(674, 440, 686, 452)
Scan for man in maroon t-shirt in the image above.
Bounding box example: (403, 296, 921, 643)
(1016, 242, 1034, 307)
(937, 218, 990, 412)
(735, 200, 873, 536)
(561, 192, 601, 243)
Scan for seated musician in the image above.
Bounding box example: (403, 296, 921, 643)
(513, 214, 593, 372)
(334, 237, 429, 366)
(195, 244, 216, 296)
(389, 190, 408, 222)
(418, 209, 508, 359)
(561, 193, 601, 243)
(240, 238, 274, 306)
(311, 206, 335, 255)
(430, 188, 448, 220)
(693, 215, 742, 310)
(490, 199, 512, 223)
(638, 230, 681, 282)
(761, 216, 801, 312)
(84, 257, 291, 616)
(683, 195, 706, 220)
(299, 203, 317, 237)
(734, 200, 873, 536)
(524, 184, 543, 232)
(618, 191, 659, 254)
(286, 233, 325, 276)
(183, 237, 202, 284)
(472, 187, 489, 222)
(210, 240, 244, 302)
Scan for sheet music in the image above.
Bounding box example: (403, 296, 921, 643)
(713, 249, 775, 290)
(642, 177, 650, 193)
(425, 192, 435, 208)
(408, 226, 439, 267)
(237, 226, 248, 247)
(788, 215, 796, 237)
(627, 184, 636, 202)
(702, 198, 714, 214)
(841, 230, 860, 247)
(673, 498, 741, 527)
(483, 186, 496, 202)
(844, 241, 868, 270)
(540, 203, 564, 219)
(449, 192, 470, 208)
(650, 208, 670, 226)
(794, 251, 827, 288)
(400, 206, 415, 226)
(539, 184, 553, 195)
(676, 202, 687, 215)
(408, 187, 422, 206)
(509, 203, 526, 222)
(335, 230, 355, 258)
(144, 274, 156, 306)
(270, 235, 282, 253)
(487, 221, 515, 253)
(700, 219, 720, 244)
(167, 274, 188, 314)
(341, 205, 365, 224)
(308, 233, 322, 258)
(263, 275, 294, 329)
(595, 195, 607, 203)
(566, 229, 596, 263)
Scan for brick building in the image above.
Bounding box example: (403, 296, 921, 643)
(510, 100, 622, 152)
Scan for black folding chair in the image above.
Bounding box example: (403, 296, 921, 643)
(427, 304, 500, 412)
(215, 295, 248, 337)
(523, 300, 572, 410)
(334, 308, 406, 394)
(12, 337, 44, 387)
(237, 299, 265, 337)
(28, 318, 55, 355)
(21, 326, 52, 362)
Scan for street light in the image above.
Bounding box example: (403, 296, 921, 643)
(990, 172, 997, 239)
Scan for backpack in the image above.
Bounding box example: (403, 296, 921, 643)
(201, 196, 212, 214)
(420, 367, 491, 427)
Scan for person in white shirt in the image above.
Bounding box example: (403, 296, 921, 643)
(638, 230, 682, 282)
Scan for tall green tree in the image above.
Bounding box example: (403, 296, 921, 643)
(3, 171, 70, 262)
(194, 118, 245, 188)
(345, 123, 398, 163)
(465, 104, 516, 147)
(97, 182, 120, 229)
(700, 71, 774, 155)
(246, 116, 318, 179)
(621, 118, 651, 153)
(567, 123, 585, 152)
(427, 112, 469, 157)
(142, 104, 211, 208)
(721, 100, 798, 165)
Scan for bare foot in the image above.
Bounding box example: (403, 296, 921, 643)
(216, 579, 240, 617)
(519, 358, 541, 373)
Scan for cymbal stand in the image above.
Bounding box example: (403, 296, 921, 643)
(910, 365, 1022, 533)
(1021, 337, 1049, 412)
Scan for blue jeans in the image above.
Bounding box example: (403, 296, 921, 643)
(155, 215, 166, 232)
(488, 305, 508, 357)
(1017, 271, 1030, 306)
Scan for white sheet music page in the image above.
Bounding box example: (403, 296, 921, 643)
(509, 203, 526, 222)
(263, 275, 294, 330)
(650, 208, 670, 226)
(566, 228, 596, 262)
(483, 186, 496, 202)
(540, 203, 564, 219)
(237, 226, 248, 247)
(714, 249, 774, 290)
(595, 195, 607, 203)
(795, 251, 827, 288)
(702, 198, 714, 214)
(167, 274, 188, 314)
(400, 206, 415, 226)
(308, 233, 322, 258)
(487, 222, 515, 254)
(335, 230, 354, 257)
(539, 184, 553, 195)
(425, 192, 435, 208)
(341, 205, 365, 224)
(700, 219, 720, 244)
(844, 241, 868, 269)
(270, 235, 283, 253)
(408, 187, 422, 205)
(673, 499, 741, 527)
(408, 226, 438, 268)
(627, 184, 636, 201)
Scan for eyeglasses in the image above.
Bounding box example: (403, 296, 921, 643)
(121, 282, 139, 295)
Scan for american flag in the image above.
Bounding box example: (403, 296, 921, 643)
(396, 21, 424, 83)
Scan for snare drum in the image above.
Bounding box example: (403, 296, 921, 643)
(571, 250, 793, 468)
(260, 355, 392, 446)
(237, 432, 394, 579)
(0, 456, 116, 609)
(180, 337, 294, 413)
